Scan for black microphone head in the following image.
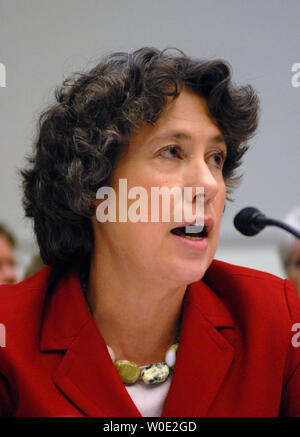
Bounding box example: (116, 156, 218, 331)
(234, 207, 265, 236)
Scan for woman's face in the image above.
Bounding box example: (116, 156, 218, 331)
(93, 89, 227, 285)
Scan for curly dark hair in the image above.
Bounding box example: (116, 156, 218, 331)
(21, 47, 259, 266)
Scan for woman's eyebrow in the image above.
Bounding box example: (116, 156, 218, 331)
(149, 130, 192, 144)
(149, 130, 226, 145)
(210, 134, 226, 144)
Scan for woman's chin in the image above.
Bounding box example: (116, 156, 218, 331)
(162, 259, 210, 285)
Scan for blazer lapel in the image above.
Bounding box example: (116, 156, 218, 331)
(40, 263, 235, 417)
(162, 278, 235, 417)
(40, 267, 142, 417)
(52, 318, 142, 416)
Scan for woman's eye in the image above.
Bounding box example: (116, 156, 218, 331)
(211, 151, 226, 168)
(160, 146, 183, 159)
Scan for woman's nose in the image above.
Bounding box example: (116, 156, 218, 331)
(185, 158, 219, 204)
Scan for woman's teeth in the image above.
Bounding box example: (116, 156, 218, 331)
(170, 225, 208, 239)
(181, 234, 204, 240)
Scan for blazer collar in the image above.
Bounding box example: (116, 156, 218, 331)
(39, 262, 235, 417)
(162, 276, 235, 416)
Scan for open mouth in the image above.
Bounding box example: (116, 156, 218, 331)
(170, 224, 208, 240)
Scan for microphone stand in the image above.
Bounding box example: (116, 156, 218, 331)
(254, 214, 300, 239)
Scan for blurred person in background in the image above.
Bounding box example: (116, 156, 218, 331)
(278, 207, 300, 295)
(0, 223, 18, 285)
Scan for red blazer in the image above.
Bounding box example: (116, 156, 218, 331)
(0, 259, 300, 417)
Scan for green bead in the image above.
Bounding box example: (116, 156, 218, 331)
(114, 360, 141, 384)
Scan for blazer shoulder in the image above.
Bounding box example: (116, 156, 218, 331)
(205, 260, 286, 287)
(0, 266, 53, 322)
(204, 259, 300, 324)
(210, 258, 285, 282)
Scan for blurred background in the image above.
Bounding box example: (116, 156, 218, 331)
(0, 0, 299, 280)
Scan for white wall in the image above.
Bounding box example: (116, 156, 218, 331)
(216, 242, 285, 279)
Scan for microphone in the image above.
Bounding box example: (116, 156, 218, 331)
(234, 207, 300, 239)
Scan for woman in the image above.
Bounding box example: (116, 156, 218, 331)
(0, 47, 299, 417)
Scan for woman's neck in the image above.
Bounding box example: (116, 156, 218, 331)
(86, 250, 186, 366)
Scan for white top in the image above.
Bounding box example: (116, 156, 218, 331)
(125, 371, 173, 417)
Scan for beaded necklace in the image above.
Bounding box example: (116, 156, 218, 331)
(106, 340, 179, 385)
